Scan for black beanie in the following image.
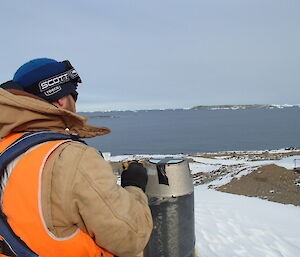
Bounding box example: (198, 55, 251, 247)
(0, 80, 24, 90)
(12, 58, 81, 102)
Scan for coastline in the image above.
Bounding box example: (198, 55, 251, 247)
(107, 148, 300, 206)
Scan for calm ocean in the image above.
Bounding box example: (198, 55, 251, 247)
(80, 108, 300, 155)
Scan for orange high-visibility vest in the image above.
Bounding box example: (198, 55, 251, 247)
(0, 133, 114, 257)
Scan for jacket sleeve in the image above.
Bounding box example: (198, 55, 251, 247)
(64, 145, 153, 257)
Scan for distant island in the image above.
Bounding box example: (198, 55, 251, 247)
(190, 104, 299, 110)
(80, 114, 119, 119)
(77, 104, 300, 113)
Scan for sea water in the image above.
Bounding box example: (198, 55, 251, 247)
(81, 107, 300, 155)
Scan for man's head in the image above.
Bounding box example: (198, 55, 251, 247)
(11, 58, 81, 112)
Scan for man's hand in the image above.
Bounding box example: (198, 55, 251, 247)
(121, 161, 148, 192)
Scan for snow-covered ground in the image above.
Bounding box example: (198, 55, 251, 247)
(105, 150, 300, 257)
(194, 186, 300, 257)
(191, 152, 300, 257)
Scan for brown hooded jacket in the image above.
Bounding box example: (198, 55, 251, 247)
(0, 88, 153, 257)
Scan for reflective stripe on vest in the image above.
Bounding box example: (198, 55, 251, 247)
(0, 133, 114, 257)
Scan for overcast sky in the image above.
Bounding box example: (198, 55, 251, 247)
(1, 0, 299, 111)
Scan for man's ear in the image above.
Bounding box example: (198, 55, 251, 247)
(52, 97, 67, 108)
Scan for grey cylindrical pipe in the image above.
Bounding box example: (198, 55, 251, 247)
(144, 158, 195, 257)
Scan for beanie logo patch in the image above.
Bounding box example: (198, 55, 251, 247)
(44, 85, 62, 96)
(38, 69, 79, 93)
(69, 69, 79, 80)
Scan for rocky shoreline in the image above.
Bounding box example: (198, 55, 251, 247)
(217, 164, 300, 206)
(191, 150, 300, 206)
(109, 149, 300, 207)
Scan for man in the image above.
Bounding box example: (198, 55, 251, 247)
(0, 58, 153, 257)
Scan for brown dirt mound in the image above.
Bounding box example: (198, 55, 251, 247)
(217, 164, 300, 206)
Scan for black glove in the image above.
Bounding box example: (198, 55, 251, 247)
(121, 161, 148, 192)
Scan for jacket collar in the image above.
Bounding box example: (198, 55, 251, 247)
(0, 88, 110, 138)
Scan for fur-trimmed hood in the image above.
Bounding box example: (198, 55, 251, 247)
(0, 88, 110, 138)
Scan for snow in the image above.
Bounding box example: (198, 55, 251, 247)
(275, 155, 300, 170)
(105, 153, 185, 162)
(189, 152, 300, 257)
(190, 156, 274, 167)
(194, 186, 300, 257)
(187, 152, 300, 189)
(189, 162, 222, 174)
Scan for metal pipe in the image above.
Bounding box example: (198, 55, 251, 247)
(144, 158, 195, 257)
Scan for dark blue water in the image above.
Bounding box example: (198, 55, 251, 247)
(80, 108, 300, 155)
